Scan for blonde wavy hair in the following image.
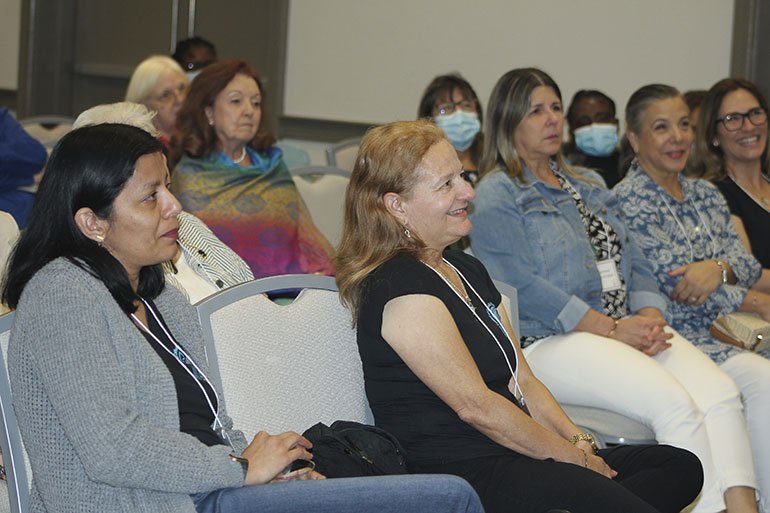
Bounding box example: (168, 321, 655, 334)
(334, 120, 446, 325)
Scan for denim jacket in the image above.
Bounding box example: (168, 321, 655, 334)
(469, 164, 666, 343)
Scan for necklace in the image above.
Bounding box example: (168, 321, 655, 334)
(728, 172, 770, 212)
(232, 147, 247, 164)
(421, 259, 474, 311)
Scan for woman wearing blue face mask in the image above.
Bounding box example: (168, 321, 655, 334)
(418, 74, 484, 185)
(563, 90, 622, 187)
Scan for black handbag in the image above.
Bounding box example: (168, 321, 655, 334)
(302, 420, 408, 478)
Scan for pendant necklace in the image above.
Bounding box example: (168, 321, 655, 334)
(728, 172, 770, 212)
(421, 259, 475, 312)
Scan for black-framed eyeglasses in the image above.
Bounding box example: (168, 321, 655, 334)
(435, 99, 477, 116)
(716, 107, 768, 131)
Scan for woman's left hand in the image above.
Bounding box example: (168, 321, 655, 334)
(668, 260, 723, 305)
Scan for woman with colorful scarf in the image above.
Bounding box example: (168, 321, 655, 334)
(171, 59, 333, 279)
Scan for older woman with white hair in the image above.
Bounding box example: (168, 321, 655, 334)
(126, 55, 189, 148)
(73, 102, 254, 303)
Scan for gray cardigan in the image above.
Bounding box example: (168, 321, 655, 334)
(8, 258, 248, 512)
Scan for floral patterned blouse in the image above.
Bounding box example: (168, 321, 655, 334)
(613, 161, 768, 363)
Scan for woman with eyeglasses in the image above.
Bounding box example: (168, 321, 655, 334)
(126, 55, 190, 149)
(418, 74, 484, 184)
(614, 84, 770, 513)
(689, 79, 770, 271)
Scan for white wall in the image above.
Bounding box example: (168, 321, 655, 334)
(285, 0, 734, 129)
(0, 0, 21, 90)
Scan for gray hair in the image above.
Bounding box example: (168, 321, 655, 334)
(73, 102, 159, 137)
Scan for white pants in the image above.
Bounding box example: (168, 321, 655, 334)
(721, 353, 770, 513)
(523, 327, 764, 513)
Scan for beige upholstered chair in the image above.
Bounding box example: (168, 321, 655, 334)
(195, 274, 371, 440)
(291, 166, 350, 248)
(0, 312, 31, 513)
(18, 116, 74, 149)
(324, 137, 361, 172)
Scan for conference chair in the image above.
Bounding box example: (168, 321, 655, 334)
(290, 166, 350, 247)
(0, 312, 30, 513)
(491, 279, 656, 448)
(195, 274, 371, 441)
(324, 137, 361, 172)
(18, 116, 74, 149)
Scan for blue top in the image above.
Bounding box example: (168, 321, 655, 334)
(469, 163, 666, 343)
(614, 161, 767, 363)
(0, 108, 47, 227)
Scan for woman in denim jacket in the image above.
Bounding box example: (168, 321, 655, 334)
(470, 68, 760, 513)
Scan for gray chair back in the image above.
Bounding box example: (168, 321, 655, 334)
(491, 279, 656, 448)
(196, 274, 371, 440)
(324, 137, 361, 172)
(290, 167, 350, 247)
(18, 116, 74, 149)
(0, 312, 30, 513)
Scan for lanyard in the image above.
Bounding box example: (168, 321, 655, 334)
(131, 298, 225, 437)
(658, 192, 717, 263)
(422, 259, 525, 406)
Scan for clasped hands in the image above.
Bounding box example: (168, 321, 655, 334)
(668, 260, 724, 306)
(610, 309, 672, 356)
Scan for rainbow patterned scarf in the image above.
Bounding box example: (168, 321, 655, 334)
(172, 147, 334, 279)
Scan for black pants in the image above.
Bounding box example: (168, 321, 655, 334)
(411, 444, 703, 513)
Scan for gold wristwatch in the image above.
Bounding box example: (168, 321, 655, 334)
(569, 433, 599, 454)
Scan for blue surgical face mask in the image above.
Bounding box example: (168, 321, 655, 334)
(574, 123, 619, 157)
(435, 110, 481, 152)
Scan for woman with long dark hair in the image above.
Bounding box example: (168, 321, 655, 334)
(1, 123, 484, 513)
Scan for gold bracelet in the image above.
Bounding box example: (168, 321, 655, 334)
(607, 319, 619, 338)
(569, 433, 599, 454)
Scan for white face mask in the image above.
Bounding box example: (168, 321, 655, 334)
(186, 70, 201, 82)
(573, 123, 619, 157)
(434, 110, 481, 152)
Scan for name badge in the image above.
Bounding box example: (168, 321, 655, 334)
(597, 259, 622, 292)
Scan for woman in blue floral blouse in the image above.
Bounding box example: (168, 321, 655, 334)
(615, 83, 770, 513)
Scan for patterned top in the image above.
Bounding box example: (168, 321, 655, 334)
(554, 168, 629, 319)
(614, 161, 767, 363)
(163, 211, 255, 303)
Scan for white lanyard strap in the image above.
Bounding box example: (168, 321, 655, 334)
(659, 193, 717, 263)
(423, 259, 525, 405)
(131, 298, 224, 434)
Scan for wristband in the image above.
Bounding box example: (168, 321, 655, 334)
(229, 453, 249, 472)
(715, 260, 728, 285)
